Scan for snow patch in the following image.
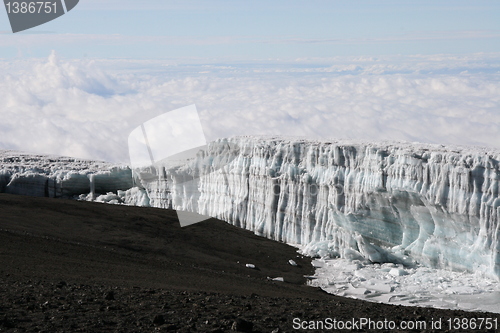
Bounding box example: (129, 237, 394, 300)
(309, 257, 500, 314)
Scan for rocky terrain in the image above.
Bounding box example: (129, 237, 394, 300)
(0, 193, 498, 332)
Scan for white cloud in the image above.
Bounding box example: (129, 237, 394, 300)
(1, 52, 499, 164)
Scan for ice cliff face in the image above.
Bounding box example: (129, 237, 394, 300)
(133, 137, 500, 280)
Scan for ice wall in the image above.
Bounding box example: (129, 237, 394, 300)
(134, 137, 500, 280)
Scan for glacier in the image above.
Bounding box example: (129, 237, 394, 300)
(0, 150, 133, 199)
(130, 136, 500, 281)
(1, 136, 500, 282)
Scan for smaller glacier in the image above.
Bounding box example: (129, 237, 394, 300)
(0, 150, 133, 199)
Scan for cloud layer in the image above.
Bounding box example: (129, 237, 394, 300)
(1, 52, 499, 163)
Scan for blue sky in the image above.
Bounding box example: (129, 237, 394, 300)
(1, 0, 500, 59)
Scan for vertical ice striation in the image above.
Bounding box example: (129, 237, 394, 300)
(134, 137, 500, 280)
(89, 173, 95, 200)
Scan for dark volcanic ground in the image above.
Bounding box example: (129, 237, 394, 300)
(0, 193, 498, 332)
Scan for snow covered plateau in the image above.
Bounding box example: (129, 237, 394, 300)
(1, 136, 500, 312)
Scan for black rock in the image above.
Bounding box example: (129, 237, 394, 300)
(231, 318, 253, 332)
(153, 314, 165, 326)
(0, 316, 15, 328)
(56, 281, 67, 288)
(104, 291, 115, 301)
